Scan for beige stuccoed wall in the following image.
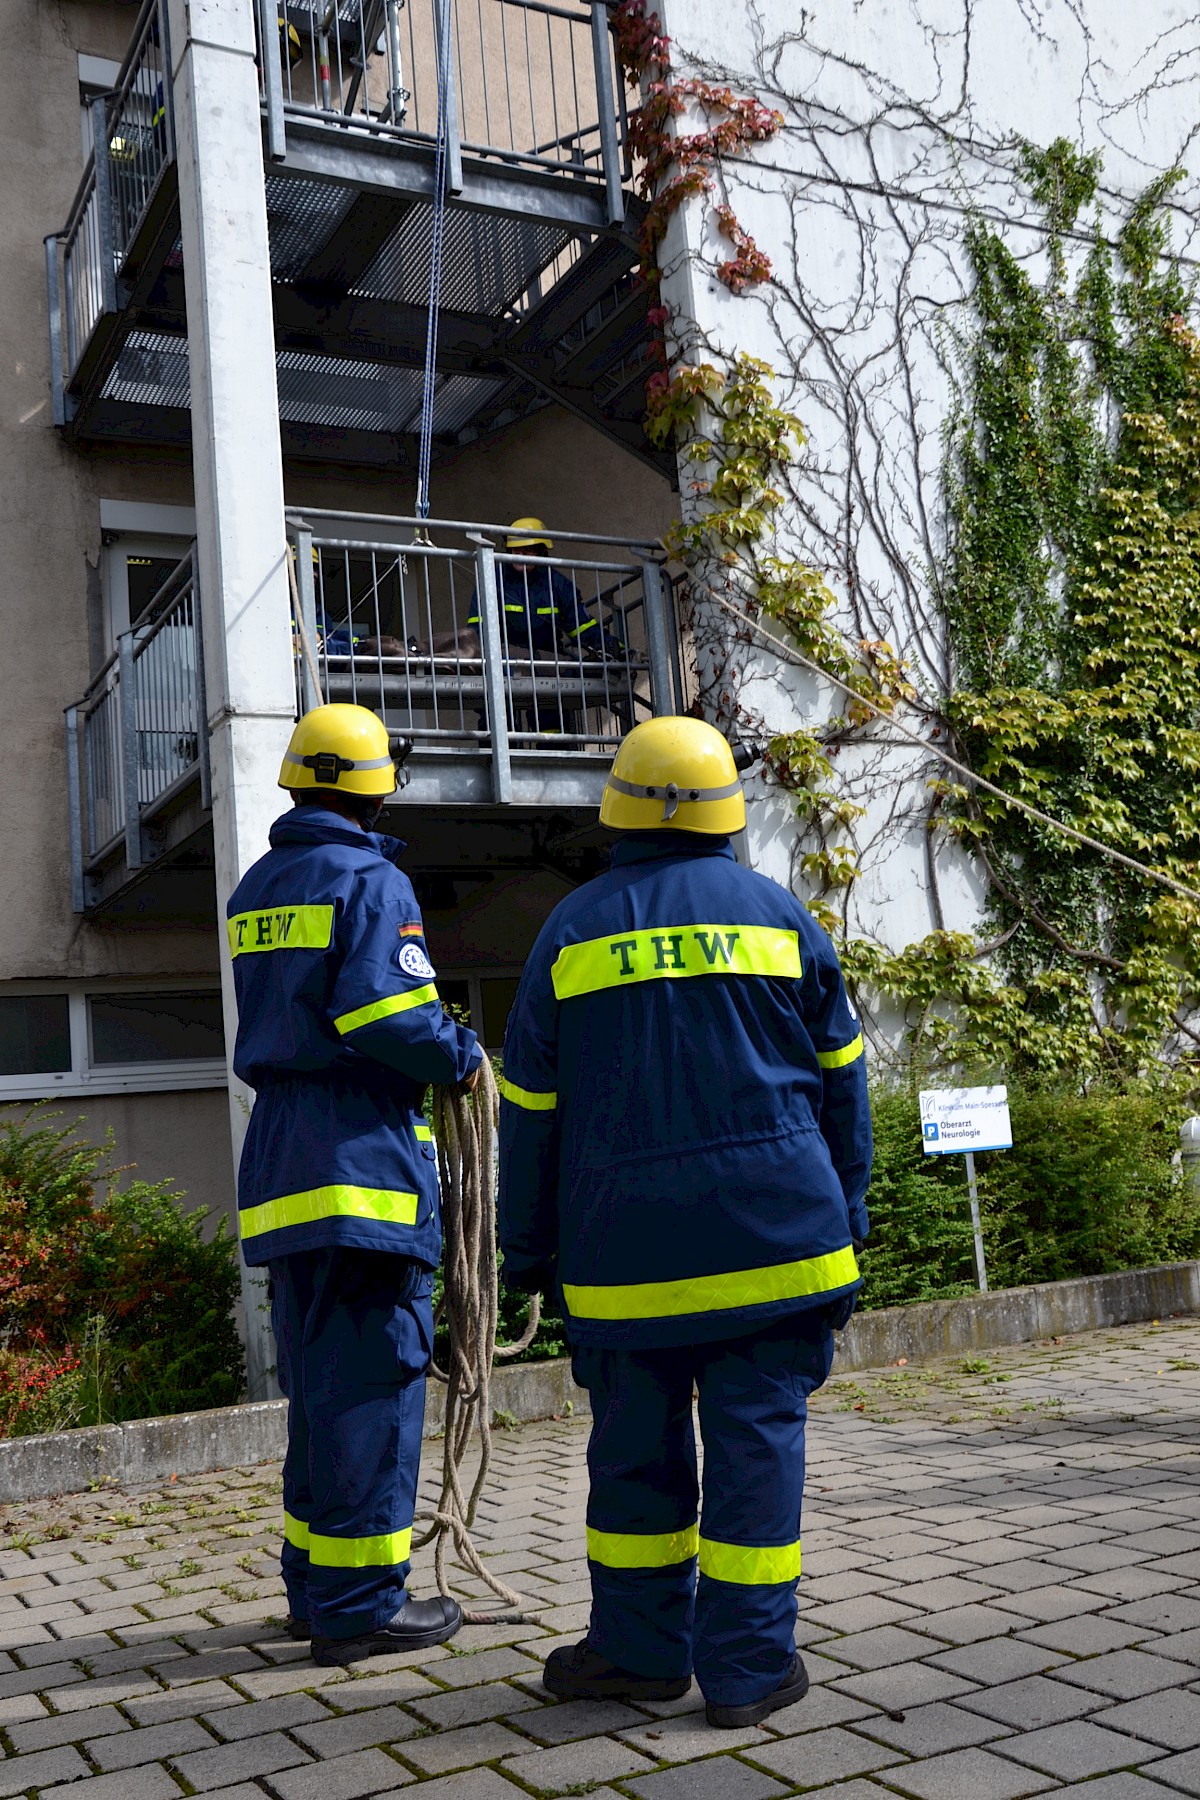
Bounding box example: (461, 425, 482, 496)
(2, 1086, 237, 1230)
(1, 0, 216, 987)
(286, 406, 678, 546)
(2, 0, 675, 1211)
(2, 0, 673, 991)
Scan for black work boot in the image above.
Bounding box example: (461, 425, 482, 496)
(706, 1651, 810, 1728)
(311, 1595, 462, 1666)
(284, 1616, 311, 1641)
(543, 1640, 690, 1703)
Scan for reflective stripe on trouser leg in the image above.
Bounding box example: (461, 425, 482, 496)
(291, 1247, 433, 1640)
(692, 1315, 837, 1709)
(270, 1258, 313, 1627)
(573, 1342, 699, 1680)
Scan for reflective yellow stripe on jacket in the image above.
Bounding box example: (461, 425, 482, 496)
(334, 984, 439, 1036)
(562, 1245, 859, 1322)
(587, 1524, 699, 1568)
(551, 924, 800, 1000)
(227, 904, 334, 957)
(283, 1512, 412, 1567)
(498, 1077, 557, 1111)
(239, 1184, 419, 1242)
(816, 1033, 864, 1069)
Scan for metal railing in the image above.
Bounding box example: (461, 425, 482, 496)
(288, 512, 679, 802)
(66, 550, 209, 910)
(258, 0, 627, 203)
(53, 0, 174, 387)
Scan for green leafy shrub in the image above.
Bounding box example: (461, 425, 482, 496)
(0, 1106, 244, 1437)
(856, 1088, 978, 1309)
(859, 1078, 1200, 1309)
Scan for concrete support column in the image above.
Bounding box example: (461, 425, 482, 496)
(166, 0, 295, 1399)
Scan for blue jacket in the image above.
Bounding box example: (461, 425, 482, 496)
(498, 834, 871, 1349)
(227, 807, 481, 1268)
(469, 565, 606, 656)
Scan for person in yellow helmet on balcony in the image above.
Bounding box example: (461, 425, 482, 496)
(498, 715, 872, 1728)
(225, 703, 481, 1666)
(466, 518, 612, 658)
(427, 519, 622, 663)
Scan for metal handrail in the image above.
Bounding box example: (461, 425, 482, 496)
(56, 0, 174, 384)
(289, 516, 678, 802)
(65, 547, 209, 906)
(258, 0, 627, 196)
(286, 507, 663, 552)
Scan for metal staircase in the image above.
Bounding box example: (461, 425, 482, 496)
(46, 0, 670, 478)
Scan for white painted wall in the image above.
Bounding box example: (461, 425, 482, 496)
(655, 0, 1199, 963)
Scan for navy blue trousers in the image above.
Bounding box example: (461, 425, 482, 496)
(269, 1249, 433, 1640)
(573, 1308, 839, 1708)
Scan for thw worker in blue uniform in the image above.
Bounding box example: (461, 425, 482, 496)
(498, 717, 872, 1727)
(227, 704, 481, 1665)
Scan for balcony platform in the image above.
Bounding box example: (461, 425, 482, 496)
(49, 0, 670, 478)
(66, 514, 680, 916)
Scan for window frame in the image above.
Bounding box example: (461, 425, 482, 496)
(437, 968, 521, 1051)
(102, 533, 194, 645)
(0, 981, 227, 1101)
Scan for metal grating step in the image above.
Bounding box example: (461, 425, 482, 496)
(265, 176, 359, 280)
(99, 330, 504, 436)
(102, 330, 190, 408)
(352, 201, 572, 314)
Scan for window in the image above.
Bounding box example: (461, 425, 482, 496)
(127, 553, 185, 627)
(481, 978, 519, 1049)
(79, 55, 122, 163)
(0, 986, 226, 1099)
(90, 992, 226, 1065)
(102, 536, 191, 642)
(0, 996, 72, 1077)
(438, 972, 520, 1050)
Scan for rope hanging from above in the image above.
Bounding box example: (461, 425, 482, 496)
(414, 1058, 543, 1623)
(413, 0, 455, 528)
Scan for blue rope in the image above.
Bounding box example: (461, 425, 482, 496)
(415, 0, 453, 522)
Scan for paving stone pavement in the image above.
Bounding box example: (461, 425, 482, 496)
(1, 1317, 1199, 1797)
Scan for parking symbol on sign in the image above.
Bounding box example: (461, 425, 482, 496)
(923, 1122, 940, 1143)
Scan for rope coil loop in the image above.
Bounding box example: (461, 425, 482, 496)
(414, 1059, 542, 1622)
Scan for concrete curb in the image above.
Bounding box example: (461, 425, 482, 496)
(0, 1261, 1195, 1504)
(833, 1259, 1200, 1372)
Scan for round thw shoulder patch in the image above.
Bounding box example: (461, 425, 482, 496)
(398, 940, 436, 981)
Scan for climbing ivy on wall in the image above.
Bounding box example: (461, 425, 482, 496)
(617, 1, 1200, 1075)
(812, 147, 1200, 1075)
(647, 128, 1200, 1075)
(934, 142, 1200, 1074)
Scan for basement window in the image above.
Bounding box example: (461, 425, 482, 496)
(89, 991, 226, 1065)
(0, 985, 226, 1098)
(438, 973, 521, 1050)
(0, 995, 72, 1077)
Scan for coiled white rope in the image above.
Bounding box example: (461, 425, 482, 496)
(414, 1059, 543, 1623)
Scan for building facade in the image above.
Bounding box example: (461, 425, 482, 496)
(6, 0, 678, 1388)
(5, 0, 1195, 1386)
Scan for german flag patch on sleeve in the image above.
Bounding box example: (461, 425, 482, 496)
(398, 921, 424, 939)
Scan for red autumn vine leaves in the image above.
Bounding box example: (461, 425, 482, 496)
(612, 0, 782, 295)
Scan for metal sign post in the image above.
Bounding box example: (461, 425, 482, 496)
(963, 1150, 988, 1292)
(919, 1086, 1012, 1294)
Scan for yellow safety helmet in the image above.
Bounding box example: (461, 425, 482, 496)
(278, 16, 302, 66)
(600, 716, 746, 835)
(506, 517, 553, 553)
(278, 704, 397, 797)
